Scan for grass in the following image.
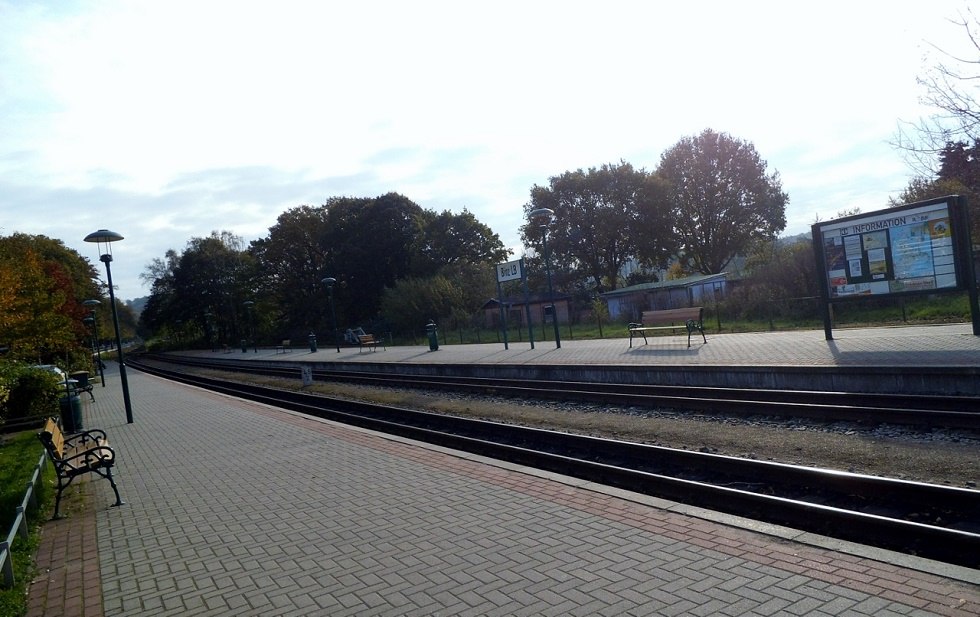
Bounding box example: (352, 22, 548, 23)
(0, 431, 53, 617)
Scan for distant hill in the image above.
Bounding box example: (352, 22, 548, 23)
(126, 296, 148, 318)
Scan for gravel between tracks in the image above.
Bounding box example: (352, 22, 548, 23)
(187, 366, 980, 490)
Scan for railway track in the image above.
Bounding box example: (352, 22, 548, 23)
(145, 354, 980, 429)
(130, 355, 980, 568)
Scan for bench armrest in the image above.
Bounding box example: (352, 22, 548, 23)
(61, 444, 116, 468)
(627, 323, 641, 329)
(64, 428, 108, 448)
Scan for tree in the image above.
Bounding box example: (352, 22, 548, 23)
(0, 233, 104, 364)
(519, 161, 674, 293)
(140, 232, 254, 347)
(412, 208, 510, 274)
(891, 141, 980, 241)
(657, 129, 788, 274)
(894, 9, 980, 172)
(321, 193, 426, 326)
(251, 206, 332, 338)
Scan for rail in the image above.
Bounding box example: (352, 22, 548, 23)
(140, 353, 980, 429)
(0, 451, 46, 588)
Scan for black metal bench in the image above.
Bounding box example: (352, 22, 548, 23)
(37, 418, 124, 518)
(69, 372, 95, 401)
(628, 307, 707, 348)
(276, 339, 292, 354)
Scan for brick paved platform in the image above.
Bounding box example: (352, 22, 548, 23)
(26, 350, 980, 616)
(196, 323, 980, 395)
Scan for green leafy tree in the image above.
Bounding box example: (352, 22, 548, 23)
(321, 193, 426, 325)
(519, 161, 673, 293)
(413, 208, 510, 274)
(141, 232, 254, 347)
(379, 275, 463, 334)
(658, 129, 788, 274)
(251, 206, 332, 338)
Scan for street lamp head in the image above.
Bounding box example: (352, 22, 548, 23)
(321, 277, 336, 288)
(83, 299, 101, 309)
(243, 300, 255, 308)
(528, 208, 555, 228)
(84, 229, 124, 260)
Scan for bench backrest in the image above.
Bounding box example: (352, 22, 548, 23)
(358, 334, 375, 343)
(282, 339, 291, 345)
(641, 307, 702, 325)
(39, 418, 65, 460)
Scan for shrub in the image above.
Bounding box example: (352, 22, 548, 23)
(0, 364, 61, 427)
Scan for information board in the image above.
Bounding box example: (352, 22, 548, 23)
(814, 199, 960, 299)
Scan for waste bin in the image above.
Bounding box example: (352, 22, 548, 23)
(425, 320, 439, 351)
(59, 388, 82, 434)
(308, 332, 317, 352)
(241, 338, 248, 353)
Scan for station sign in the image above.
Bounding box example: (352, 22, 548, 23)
(496, 259, 523, 283)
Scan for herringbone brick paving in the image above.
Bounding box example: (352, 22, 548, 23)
(26, 329, 980, 615)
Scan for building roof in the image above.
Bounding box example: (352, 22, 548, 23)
(600, 273, 727, 298)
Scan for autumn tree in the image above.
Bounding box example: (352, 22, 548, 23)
(519, 161, 673, 293)
(0, 233, 104, 364)
(658, 129, 788, 274)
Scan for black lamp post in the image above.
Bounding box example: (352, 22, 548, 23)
(321, 277, 340, 352)
(243, 301, 257, 352)
(529, 208, 561, 349)
(204, 310, 217, 352)
(83, 229, 133, 423)
(82, 299, 106, 387)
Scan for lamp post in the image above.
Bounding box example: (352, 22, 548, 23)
(83, 229, 133, 423)
(321, 277, 340, 352)
(82, 299, 106, 387)
(529, 208, 561, 349)
(204, 311, 217, 352)
(243, 301, 257, 353)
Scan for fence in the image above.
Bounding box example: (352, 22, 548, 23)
(0, 451, 47, 588)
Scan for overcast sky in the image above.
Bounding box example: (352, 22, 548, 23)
(1, 1, 973, 300)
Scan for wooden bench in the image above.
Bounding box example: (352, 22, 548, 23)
(628, 307, 707, 348)
(276, 339, 292, 354)
(37, 418, 124, 518)
(357, 334, 384, 352)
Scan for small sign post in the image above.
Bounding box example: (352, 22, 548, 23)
(494, 259, 535, 350)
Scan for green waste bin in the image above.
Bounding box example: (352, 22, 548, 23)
(59, 392, 82, 434)
(425, 320, 439, 351)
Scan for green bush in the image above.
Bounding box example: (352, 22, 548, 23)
(0, 364, 61, 427)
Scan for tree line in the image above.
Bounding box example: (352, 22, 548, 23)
(137, 129, 789, 347)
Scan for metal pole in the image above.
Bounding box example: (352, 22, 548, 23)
(542, 230, 561, 349)
(102, 256, 134, 423)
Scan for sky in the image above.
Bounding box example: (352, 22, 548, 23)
(1, 1, 975, 301)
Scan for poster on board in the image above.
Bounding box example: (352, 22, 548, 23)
(813, 199, 960, 299)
